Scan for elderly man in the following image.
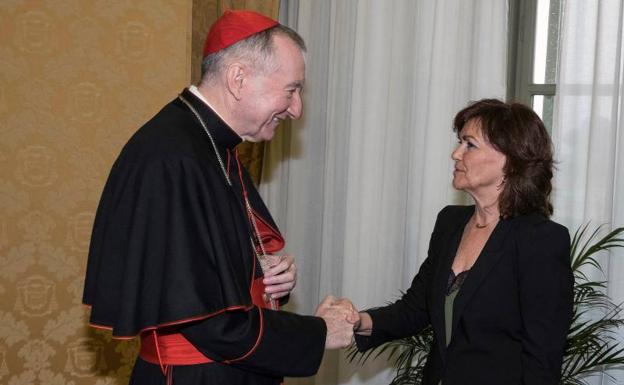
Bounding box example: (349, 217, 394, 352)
(83, 10, 355, 385)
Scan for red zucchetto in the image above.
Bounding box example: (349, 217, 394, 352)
(203, 10, 279, 56)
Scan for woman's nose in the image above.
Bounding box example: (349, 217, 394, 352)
(451, 145, 462, 161)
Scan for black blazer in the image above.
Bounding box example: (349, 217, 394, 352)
(356, 205, 573, 385)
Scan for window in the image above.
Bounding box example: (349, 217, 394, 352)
(507, 0, 562, 132)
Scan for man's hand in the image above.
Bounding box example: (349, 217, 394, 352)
(329, 297, 360, 324)
(315, 295, 359, 349)
(262, 254, 297, 300)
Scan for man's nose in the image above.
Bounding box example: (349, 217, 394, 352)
(287, 91, 303, 119)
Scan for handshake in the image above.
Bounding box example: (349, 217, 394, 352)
(314, 295, 362, 349)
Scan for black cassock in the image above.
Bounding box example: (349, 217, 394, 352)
(83, 88, 326, 385)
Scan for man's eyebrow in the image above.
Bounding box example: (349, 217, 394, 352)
(287, 80, 305, 88)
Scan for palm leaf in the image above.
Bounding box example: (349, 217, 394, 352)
(563, 225, 624, 383)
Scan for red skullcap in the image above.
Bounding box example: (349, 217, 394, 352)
(203, 10, 279, 56)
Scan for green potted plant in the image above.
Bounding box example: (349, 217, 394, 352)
(348, 224, 624, 385)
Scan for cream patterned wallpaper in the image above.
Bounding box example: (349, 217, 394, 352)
(0, 1, 192, 384)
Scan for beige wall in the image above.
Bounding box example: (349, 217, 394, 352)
(0, 1, 191, 384)
(0, 0, 279, 384)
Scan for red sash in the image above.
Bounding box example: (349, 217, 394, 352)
(140, 277, 274, 370)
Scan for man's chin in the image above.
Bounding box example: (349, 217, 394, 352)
(243, 123, 279, 142)
(244, 132, 275, 143)
(260, 126, 278, 141)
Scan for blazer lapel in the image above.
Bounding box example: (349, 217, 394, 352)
(450, 218, 513, 338)
(430, 207, 473, 358)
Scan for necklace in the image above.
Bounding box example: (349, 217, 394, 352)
(474, 215, 499, 229)
(178, 94, 277, 309)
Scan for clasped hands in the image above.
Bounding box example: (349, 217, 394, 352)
(314, 295, 360, 349)
(261, 255, 362, 349)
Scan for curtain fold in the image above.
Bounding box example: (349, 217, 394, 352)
(262, 1, 507, 384)
(552, 1, 624, 383)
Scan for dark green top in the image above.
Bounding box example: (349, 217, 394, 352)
(444, 269, 470, 346)
(444, 290, 460, 347)
(440, 270, 470, 384)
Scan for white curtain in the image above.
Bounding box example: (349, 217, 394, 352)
(262, 1, 507, 384)
(551, 0, 624, 383)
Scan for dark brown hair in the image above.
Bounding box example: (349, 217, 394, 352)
(453, 98, 554, 218)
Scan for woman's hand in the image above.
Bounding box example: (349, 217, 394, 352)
(355, 312, 373, 336)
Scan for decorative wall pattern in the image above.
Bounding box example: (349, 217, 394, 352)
(0, 1, 191, 384)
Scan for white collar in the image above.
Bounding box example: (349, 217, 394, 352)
(187, 85, 243, 141)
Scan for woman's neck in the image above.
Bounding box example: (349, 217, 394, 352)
(472, 195, 500, 228)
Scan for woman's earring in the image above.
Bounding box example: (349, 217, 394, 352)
(497, 176, 506, 190)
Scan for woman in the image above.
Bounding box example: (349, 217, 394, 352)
(354, 99, 573, 385)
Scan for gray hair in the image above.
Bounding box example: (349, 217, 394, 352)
(200, 24, 306, 84)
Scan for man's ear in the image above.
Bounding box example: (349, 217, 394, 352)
(225, 63, 245, 100)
